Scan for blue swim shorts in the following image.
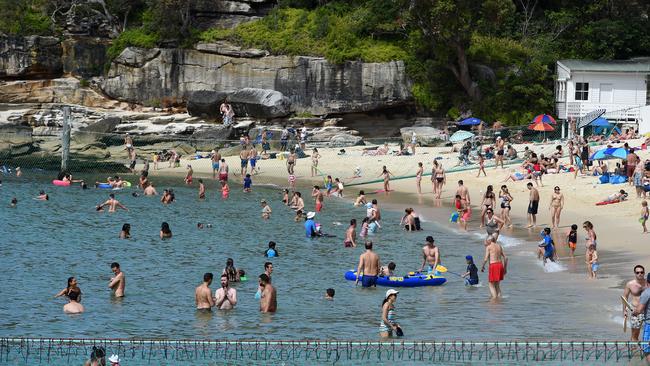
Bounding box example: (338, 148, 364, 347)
(361, 275, 377, 287)
(643, 323, 650, 354)
(212, 162, 219, 170)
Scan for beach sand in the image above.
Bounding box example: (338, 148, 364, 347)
(137, 138, 650, 291)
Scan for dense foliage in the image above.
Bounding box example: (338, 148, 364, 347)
(2, 0, 649, 124)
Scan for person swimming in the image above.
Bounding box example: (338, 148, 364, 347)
(265, 241, 278, 258)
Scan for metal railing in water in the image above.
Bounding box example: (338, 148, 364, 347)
(0, 338, 648, 364)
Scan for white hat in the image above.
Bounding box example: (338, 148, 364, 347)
(108, 354, 120, 363)
(385, 289, 399, 299)
(306, 212, 316, 219)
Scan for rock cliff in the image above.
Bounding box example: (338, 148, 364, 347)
(101, 46, 412, 116)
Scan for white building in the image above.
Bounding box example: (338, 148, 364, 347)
(555, 58, 650, 132)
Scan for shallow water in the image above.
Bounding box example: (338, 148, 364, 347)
(0, 173, 622, 344)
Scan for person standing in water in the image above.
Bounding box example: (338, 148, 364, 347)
(312, 185, 324, 212)
(214, 274, 237, 310)
(623, 265, 647, 341)
(258, 274, 277, 313)
(63, 291, 84, 314)
(198, 179, 206, 199)
(379, 166, 394, 192)
(356, 241, 380, 287)
(463, 255, 479, 285)
(119, 224, 131, 239)
(55, 276, 82, 301)
(195, 272, 215, 311)
(379, 289, 401, 338)
(549, 186, 564, 229)
(108, 262, 125, 297)
(218, 159, 229, 182)
(96, 194, 128, 213)
(481, 235, 507, 299)
(419, 236, 440, 274)
(344, 219, 357, 247)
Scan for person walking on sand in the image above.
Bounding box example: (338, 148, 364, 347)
(495, 136, 505, 169)
(344, 219, 357, 247)
(356, 241, 380, 287)
(432, 160, 446, 199)
(379, 166, 394, 192)
(549, 186, 564, 229)
(526, 182, 539, 227)
(481, 235, 507, 299)
(311, 148, 320, 177)
(566, 224, 578, 256)
(476, 153, 486, 177)
(248, 145, 259, 175)
(623, 265, 647, 341)
(287, 149, 296, 175)
(108, 262, 125, 297)
(211, 149, 221, 179)
(632, 280, 650, 362)
(416, 162, 424, 194)
(480, 185, 496, 228)
(239, 147, 249, 177)
(195, 272, 215, 311)
(641, 201, 649, 233)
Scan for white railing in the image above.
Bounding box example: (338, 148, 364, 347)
(565, 102, 642, 120)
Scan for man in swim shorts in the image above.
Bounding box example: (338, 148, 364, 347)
(632, 278, 650, 361)
(239, 147, 249, 176)
(97, 194, 128, 213)
(495, 136, 505, 169)
(481, 235, 507, 299)
(356, 241, 380, 287)
(419, 236, 440, 274)
(108, 262, 125, 297)
(211, 149, 221, 179)
(344, 219, 357, 247)
(195, 272, 215, 311)
(527, 182, 539, 227)
(623, 265, 647, 341)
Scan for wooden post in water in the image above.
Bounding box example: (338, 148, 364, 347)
(61, 106, 71, 172)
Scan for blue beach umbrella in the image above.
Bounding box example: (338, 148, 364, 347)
(590, 117, 611, 127)
(590, 147, 628, 160)
(457, 117, 482, 126)
(449, 130, 475, 143)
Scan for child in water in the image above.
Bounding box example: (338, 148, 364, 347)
(243, 174, 252, 192)
(221, 180, 230, 199)
(264, 241, 278, 258)
(587, 244, 598, 279)
(566, 224, 578, 256)
(462, 255, 479, 285)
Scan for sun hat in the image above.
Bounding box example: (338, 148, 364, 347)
(465, 255, 473, 261)
(307, 212, 316, 219)
(108, 354, 120, 363)
(385, 289, 399, 299)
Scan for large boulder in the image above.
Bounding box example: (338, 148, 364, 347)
(61, 37, 109, 78)
(227, 88, 291, 119)
(327, 134, 363, 147)
(101, 48, 412, 115)
(0, 124, 33, 156)
(195, 41, 268, 58)
(0, 36, 63, 79)
(400, 126, 445, 147)
(187, 90, 228, 120)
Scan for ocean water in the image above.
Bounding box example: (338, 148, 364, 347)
(0, 173, 623, 346)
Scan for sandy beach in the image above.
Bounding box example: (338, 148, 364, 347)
(138, 137, 650, 289)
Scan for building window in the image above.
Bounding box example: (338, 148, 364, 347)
(575, 82, 589, 101)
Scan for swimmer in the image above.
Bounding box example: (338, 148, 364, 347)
(265, 241, 278, 257)
(9, 197, 17, 208)
(198, 179, 205, 199)
(36, 190, 49, 200)
(380, 262, 396, 277)
(97, 194, 128, 213)
(325, 288, 335, 300)
(108, 262, 125, 297)
(344, 219, 357, 247)
(354, 190, 367, 207)
(223, 258, 241, 282)
(259, 274, 277, 313)
(160, 222, 172, 239)
(291, 192, 304, 212)
(131, 192, 139, 197)
(481, 236, 507, 299)
(54, 276, 82, 301)
(220, 180, 230, 199)
(119, 223, 131, 239)
(185, 165, 193, 185)
(261, 199, 272, 219)
(359, 217, 370, 237)
(312, 186, 324, 212)
(144, 184, 157, 196)
(195, 273, 215, 311)
(305, 211, 318, 237)
(288, 174, 296, 191)
(282, 189, 290, 206)
(243, 174, 252, 192)
(214, 274, 237, 310)
(63, 291, 84, 314)
(294, 209, 305, 222)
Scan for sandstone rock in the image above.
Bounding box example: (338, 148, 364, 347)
(196, 41, 268, 58)
(0, 36, 62, 79)
(61, 37, 109, 78)
(400, 126, 445, 147)
(0, 78, 126, 108)
(32, 126, 61, 136)
(323, 118, 340, 127)
(0, 124, 33, 156)
(194, 0, 255, 14)
(191, 125, 234, 142)
(101, 48, 412, 115)
(187, 90, 228, 120)
(81, 117, 123, 133)
(227, 88, 291, 119)
(327, 134, 363, 147)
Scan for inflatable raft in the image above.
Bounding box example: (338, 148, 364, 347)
(344, 270, 446, 287)
(97, 181, 131, 189)
(52, 180, 71, 186)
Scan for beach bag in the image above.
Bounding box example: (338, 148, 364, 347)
(450, 212, 459, 223)
(599, 174, 610, 184)
(609, 175, 626, 184)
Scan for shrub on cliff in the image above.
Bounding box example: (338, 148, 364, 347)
(106, 28, 159, 60)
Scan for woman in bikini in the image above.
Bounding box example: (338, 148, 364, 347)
(432, 160, 446, 199)
(480, 185, 496, 228)
(415, 162, 424, 194)
(499, 185, 513, 227)
(549, 186, 565, 229)
(311, 148, 320, 177)
(379, 166, 394, 192)
(582, 220, 597, 273)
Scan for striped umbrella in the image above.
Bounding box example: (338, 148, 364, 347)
(528, 122, 554, 132)
(531, 114, 557, 125)
(449, 130, 475, 143)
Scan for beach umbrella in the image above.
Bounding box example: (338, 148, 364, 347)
(527, 122, 554, 132)
(531, 114, 557, 125)
(457, 117, 483, 126)
(449, 130, 475, 143)
(590, 147, 628, 160)
(589, 117, 611, 127)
